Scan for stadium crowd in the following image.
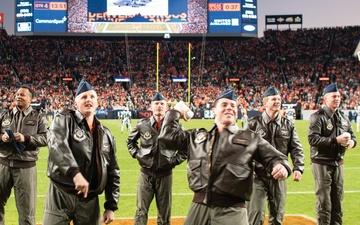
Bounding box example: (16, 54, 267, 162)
(1, 26, 360, 115)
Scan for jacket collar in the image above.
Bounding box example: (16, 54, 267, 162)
(74, 110, 101, 129)
(12, 106, 33, 117)
(323, 105, 337, 118)
(211, 123, 239, 134)
(74, 110, 86, 124)
(262, 111, 281, 126)
(150, 115, 164, 128)
(227, 123, 240, 133)
(150, 115, 157, 127)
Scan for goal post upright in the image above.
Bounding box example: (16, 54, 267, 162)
(188, 43, 191, 104)
(156, 42, 159, 92)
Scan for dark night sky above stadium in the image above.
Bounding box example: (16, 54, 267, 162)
(1, 0, 359, 37)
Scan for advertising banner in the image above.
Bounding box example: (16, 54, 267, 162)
(33, 1, 67, 32)
(265, 14, 302, 25)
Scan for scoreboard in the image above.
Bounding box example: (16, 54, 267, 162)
(208, 0, 257, 34)
(16, 0, 67, 32)
(15, 0, 257, 37)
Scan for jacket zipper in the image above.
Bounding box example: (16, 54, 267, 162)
(206, 130, 217, 204)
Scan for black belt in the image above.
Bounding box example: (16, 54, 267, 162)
(140, 167, 172, 178)
(193, 191, 246, 208)
(0, 157, 35, 168)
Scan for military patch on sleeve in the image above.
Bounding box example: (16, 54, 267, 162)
(73, 128, 86, 142)
(102, 143, 110, 153)
(195, 132, 207, 144)
(258, 128, 266, 137)
(142, 130, 152, 140)
(2, 118, 11, 127)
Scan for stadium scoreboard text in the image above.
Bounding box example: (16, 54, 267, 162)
(16, 0, 67, 32)
(15, 0, 258, 37)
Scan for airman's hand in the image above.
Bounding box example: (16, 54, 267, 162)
(1, 133, 11, 143)
(293, 170, 302, 182)
(102, 210, 115, 224)
(13, 132, 25, 142)
(271, 164, 288, 180)
(73, 173, 89, 198)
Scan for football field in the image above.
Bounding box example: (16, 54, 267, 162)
(4, 119, 360, 224)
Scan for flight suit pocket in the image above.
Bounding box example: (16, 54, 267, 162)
(187, 159, 205, 191)
(216, 163, 253, 199)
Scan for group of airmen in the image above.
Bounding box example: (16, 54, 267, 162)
(0, 80, 355, 225)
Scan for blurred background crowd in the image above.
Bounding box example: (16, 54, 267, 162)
(1, 25, 360, 115)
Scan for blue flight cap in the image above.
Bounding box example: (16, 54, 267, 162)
(152, 92, 166, 101)
(215, 89, 236, 102)
(263, 86, 280, 97)
(75, 79, 94, 97)
(323, 83, 339, 95)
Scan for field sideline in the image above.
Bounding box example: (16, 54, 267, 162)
(4, 119, 360, 224)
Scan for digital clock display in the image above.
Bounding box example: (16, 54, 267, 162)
(208, 3, 241, 12)
(50, 2, 67, 10)
(34, 2, 67, 10)
(223, 3, 240, 11)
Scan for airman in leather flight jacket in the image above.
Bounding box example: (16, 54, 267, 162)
(0, 106, 47, 165)
(247, 113, 304, 177)
(127, 115, 187, 176)
(46, 109, 120, 211)
(158, 110, 292, 207)
(308, 105, 356, 166)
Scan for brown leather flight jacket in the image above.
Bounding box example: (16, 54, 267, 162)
(0, 106, 47, 162)
(126, 115, 187, 174)
(47, 109, 120, 211)
(159, 110, 292, 207)
(247, 112, 304, 177)
(308, 105, 356, 166)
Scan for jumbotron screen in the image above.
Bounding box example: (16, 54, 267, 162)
(15, 0, 257, 37)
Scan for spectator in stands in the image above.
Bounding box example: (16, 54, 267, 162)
(158, 89, 292, 225)
(43, 79, 120, 225)
(2, 26, 360, 115)
(0, 85, 48, 225)
(126, 92, 187, 225)
(247, 86, 304, 225)
(308, 83, 356, 225)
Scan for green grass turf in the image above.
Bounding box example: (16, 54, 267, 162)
(4, 119, 360, 224)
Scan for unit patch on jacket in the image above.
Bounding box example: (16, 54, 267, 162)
(73, 128, 86, 142)
(2, 118, 11, 127)
(102, 143, 110, 153)
(258, 128, 266, 137)
(142, 130, 152, 140)
(195, 132, 207, 144)
(326, 120, 333, 130)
